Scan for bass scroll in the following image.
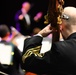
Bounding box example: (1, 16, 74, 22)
(44, 0, 64, 42)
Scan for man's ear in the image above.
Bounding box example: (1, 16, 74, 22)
(59, 25, 63, 31)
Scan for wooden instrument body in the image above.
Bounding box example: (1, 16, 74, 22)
(44, 0, 64, 42)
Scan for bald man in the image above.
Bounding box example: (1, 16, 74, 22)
(21, 7, 76, 75)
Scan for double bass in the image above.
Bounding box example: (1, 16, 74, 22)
(44, 0, 64, 42)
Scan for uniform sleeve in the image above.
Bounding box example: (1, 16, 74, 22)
(14, 46, 22, 66)
(21, 36, 51, 74)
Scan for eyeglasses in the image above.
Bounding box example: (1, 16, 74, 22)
(61, 14, 69, 20)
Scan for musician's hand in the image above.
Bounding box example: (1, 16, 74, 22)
(19, 14, 24, 20)
(38, 24, 53, 37)
(34, 12, 43, 22)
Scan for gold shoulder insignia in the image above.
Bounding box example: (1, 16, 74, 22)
(22, 46, 44, 63)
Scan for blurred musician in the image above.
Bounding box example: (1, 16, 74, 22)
(0, 24, 22, 75)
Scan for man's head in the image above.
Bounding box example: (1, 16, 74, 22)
(37, 6, 76, 39)
(21, 2, 31, 14)
(0, 24, 10, 38)
(60, 6, 76, 39)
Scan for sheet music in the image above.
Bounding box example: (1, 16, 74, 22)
(0, 43, 13, 65)
(40, 37, 52, 53)
(14, 36, 25, 52)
